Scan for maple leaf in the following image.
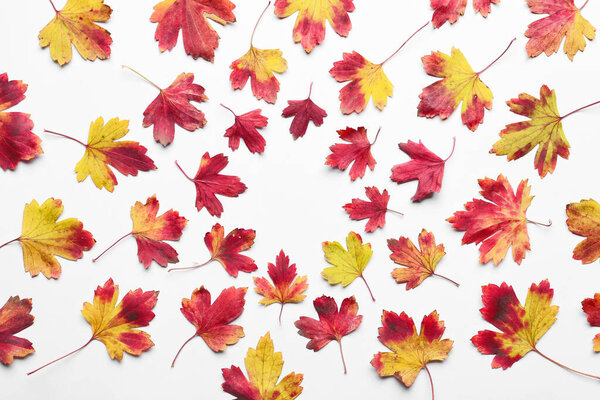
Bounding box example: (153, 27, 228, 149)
(175, 153, 247, 217)
(171, 286, 246, 367)
(169, 223, 257, 277)
(28, 278, 158, 374)
(0, 296, 35, 365)
(45, 117, 156, 192)
(221, 104, 268, 153)
(388, 229, 459, 290)
(295, 295, 362, 374)
(0, 198, 95, 279)
(254, 250, 308, 324)
(92, 195, 187, 268)
(525, 0, 596, 61)
(122, 66, 207, 146)
(343, 186, 403, 233)
(230, 3, 288, 104)
(329, 22, 428, 114)
(281, 83, 327, 139)
(0, 73, 42, 171)
(321, 231, 375, 301)
(418, 39, 515, 131)
(391, 138, 455, 202)
(371, 310, 453, 398)
(151, 0, 236, 61)
(39, 0, 113, 66)
(274, 0, 355, 53)
(325, 126, 378, 181)
(222, 332, 303, 399)
(447, 174, 551, 265)
(566, 199, 600, 264)
(582, 293, 600, 352)
(429, 0, 500, 28)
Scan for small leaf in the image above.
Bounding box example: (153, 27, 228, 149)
(325, 126, 378, 181)
(0, 296, 35, 365)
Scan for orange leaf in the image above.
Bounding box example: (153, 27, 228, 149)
(566, 199, 600, 264)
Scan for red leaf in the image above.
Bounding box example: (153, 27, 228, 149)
(325, 126, 378, 181)
(0, 73, 42, 170)
(390, 138, 455, 202)
(344, 186, 402, 232)
(0, 296, 35, 365)
(221, 105, 268, 153)
(281, 83, 327, 139)
(176, 153, 247, 217)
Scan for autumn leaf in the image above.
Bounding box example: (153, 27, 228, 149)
(447, 174, 551, 265)
(0, 296, 35, 365)
(274, 0, 355, 52)
(221, 104, 268, 153)
(525, 0, 595, 61)
(281, 83, 327, 139)
(28, 278, 158, 374)
(254, 250, 308, 324)
(175, 153, 247, 217)
(472, 280, 600, 379)
(222, 332, 303, 399)
(92, 195, 187, 268)
(171, 286, 246, 367)
(391, 138, 455, 202)
(418, 39, 515, 131)
(295, 295, 362, 374)
(230, 3, 288, 104)
(0, 198, 95, 279)
(388, 229, 458, 290)
(371, 310, 453, 398)
(329, 22, 429, 114)
(343, 186, 403, 232)
(429, 0, 500, 28)
(566, 199, 600, 264)
(39, 0, 113, 66)
(582, 293, 600, 352)
(169, 223, 256, 277)
(0, 73, 42, 170)
(321, 231, 375, 301)
(325, 126, 378, 181)
(151, 0, 236, 61)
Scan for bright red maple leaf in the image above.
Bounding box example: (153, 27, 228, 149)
(221, 104, 268, 153)
(150, 0, 236, 61)
(0, 73, 42, 170)
(0, 296, 35, 365)
(175, 153, 247, 217)
(325, 127, 378, 181)
(171, 286, 246, 367)
(295, 295, 362, 374)
(281, 83, 327, 139)
(582, 293, 600, 352)
(169, 223, 256, 277)
(391, 138, 455, 202)
(343, 187, 402, 232)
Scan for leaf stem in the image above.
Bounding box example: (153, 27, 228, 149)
(371, 127, 381, 146)
(380, 21, 430, 66)
(360, 275, 376, 302)
(44, 129, 87, 147)
(424, 365, 435, 400)
(431, 273, 460, 287)
(0, 238, 18, 250)
(168, 258, 213, 272)
(92, 233, 132, 263)
(386, 209, 404, 216)
(174, 161, 193, 181)
(250, 1, 271, 46)
(534, 348, 600, 380)
(220, 103, 237, 117)
(444, 137, 457, 162)
(48, 0, 58, 12)
(527, 219, 552, 227)
(122, 65, 162, 91)
(27, 337, 93, 375)
(338, 339, 348, 374)
(278, 303, 284, 325)
(561, 100, 600, 120)
(581, 0, 590, 9)
(308, 82, 313, 98)
(171, 334, 197, 368)
(477, 38, 516, 75)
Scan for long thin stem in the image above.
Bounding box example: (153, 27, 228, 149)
(477, 38, 516, 75)
(122, 65, 161, 91)
(0, 238, 18, 250)
(444, 137, 457, 162)
(27, 337, 93, 375)
(371, 127, 382, 146)
(48, 0, 58, 12)
(338, 340, 348, 374)
(220, 103, 237, 117)
(581, 0, 590, 9)
(387, 209, 404, 216)
(380, 21, 430, 65)
(175, 161, 193, 181)
(424, 365, 435, 400)
(168, 258, 213, 272)
(44, 129, 87, 147)
(534, 348, 600, 380)
(250, 1, 271, 46)
(431, 273, 460, 287)
(92, 233, 132, 263)
(278, 303, 284, 325)
(171, 334, 197, 368)
(360, 275, 376, 302)
(308, 82, 313, 98)
(561, 100, 600, 120)
(527, 219, 552, 227)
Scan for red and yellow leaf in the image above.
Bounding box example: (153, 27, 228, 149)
(0, 296, 35, 365)
(566, 199, 600, 264)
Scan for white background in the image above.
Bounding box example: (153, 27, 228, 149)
(2, 1, 600, 399)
